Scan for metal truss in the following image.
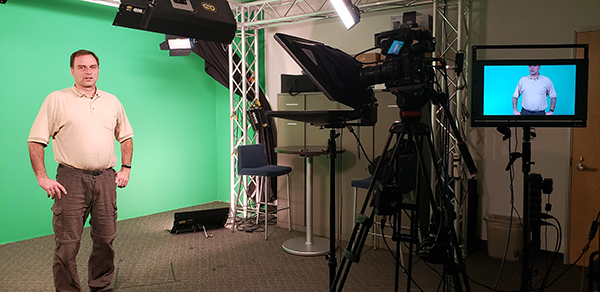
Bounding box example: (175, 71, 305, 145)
(229, 7, 262, 219)
(431, 0, 472, 255)
(229, 0, 434, 30)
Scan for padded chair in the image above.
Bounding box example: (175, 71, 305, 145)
(237, 144, 292, 240)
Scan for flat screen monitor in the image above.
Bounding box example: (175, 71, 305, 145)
(470, 45, 589, 127)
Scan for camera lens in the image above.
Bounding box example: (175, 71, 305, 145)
(360, 60, 403, 86)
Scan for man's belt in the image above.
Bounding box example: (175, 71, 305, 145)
(59, 164, 113, 176)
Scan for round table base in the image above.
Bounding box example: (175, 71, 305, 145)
(282, 236, 330, 256)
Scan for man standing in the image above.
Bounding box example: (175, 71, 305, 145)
(28, 50, 134, 292)
(513, 65, 557, 115)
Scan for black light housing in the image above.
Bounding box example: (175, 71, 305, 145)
(113, 0, 236, 44)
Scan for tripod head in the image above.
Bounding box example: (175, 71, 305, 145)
(389, 83, 434, 122)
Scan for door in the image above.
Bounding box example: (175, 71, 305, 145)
(569, 30, 600, 264)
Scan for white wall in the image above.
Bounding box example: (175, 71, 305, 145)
(263, 0, 600, 257)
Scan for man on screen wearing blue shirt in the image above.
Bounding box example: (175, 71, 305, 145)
(512, 65, 557, 115)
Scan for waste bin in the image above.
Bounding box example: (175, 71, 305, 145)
(484, 214, 523, 261)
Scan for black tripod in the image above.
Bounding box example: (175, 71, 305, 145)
(330, 110, 471, 292)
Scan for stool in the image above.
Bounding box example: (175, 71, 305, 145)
(236, 144, 292, 240)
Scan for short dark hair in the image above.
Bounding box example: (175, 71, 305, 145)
(70, 50, 99, 68)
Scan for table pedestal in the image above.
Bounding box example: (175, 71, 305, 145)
(276, 147, 331, 256)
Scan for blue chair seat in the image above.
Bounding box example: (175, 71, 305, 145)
(238, 165, 291, 177)
(351, 176, 380, 189)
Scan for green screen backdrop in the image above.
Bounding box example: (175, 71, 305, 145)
(0, 0, 234, 245)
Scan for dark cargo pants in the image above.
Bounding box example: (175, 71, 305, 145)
(52, 164, 117, 292)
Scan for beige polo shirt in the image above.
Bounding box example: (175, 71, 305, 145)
(28, 86, 134, 170)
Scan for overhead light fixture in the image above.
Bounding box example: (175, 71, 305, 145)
(81, 0, 121, 7)
(159, 35, 194, 56)
(113, 0, 236, 44)
(330, 0, 360, 30)
(0, 0, 7, 3)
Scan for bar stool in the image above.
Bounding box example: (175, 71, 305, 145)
(237, 143, 292, 240)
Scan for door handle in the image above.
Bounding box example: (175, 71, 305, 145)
(577, 163, 596, 172)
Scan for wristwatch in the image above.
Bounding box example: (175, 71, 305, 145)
(121, 164, 132, 169)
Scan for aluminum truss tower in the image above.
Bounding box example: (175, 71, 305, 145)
(229, 5, 263, 219)
(228, 0, 473, 242)
(431, 0, 473, 254)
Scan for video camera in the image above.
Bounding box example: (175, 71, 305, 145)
(360, 27, 437, 111)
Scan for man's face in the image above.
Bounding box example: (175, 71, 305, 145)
(71, 54, 99, 91)
(529, 65, 540, 76)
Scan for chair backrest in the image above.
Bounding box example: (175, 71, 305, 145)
(237, 144, 269, 174)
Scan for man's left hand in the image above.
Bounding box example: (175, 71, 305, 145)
(115, 168, 130, 188)
(546, 111, 554, 115)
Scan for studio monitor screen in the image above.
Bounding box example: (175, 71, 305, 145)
(114, 0, 236, 44)
(470, 44, 589, 128)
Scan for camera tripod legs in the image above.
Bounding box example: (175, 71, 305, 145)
(330, 120, 471, 292)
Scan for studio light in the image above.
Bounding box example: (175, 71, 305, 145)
(159, 35, 194, 56)
(113, 0, 236, 44)
(330, 0, 360, 30)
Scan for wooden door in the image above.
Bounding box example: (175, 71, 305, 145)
(569, 30, 600, 264)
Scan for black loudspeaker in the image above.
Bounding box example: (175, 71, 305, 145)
(170, 207, 229, 234)
(113, 0, 236, 44)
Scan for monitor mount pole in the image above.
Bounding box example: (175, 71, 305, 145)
(520, 127, 533, 292)
(505, 126, 547, 292)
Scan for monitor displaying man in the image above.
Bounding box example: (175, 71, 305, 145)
(512, 65, 557, 116)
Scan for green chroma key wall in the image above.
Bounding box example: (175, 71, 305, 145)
(0, 0, 241, 245)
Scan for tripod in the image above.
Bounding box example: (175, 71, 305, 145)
(330, 111, 471, 292)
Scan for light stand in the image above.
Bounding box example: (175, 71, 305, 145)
(326, 127, 341, 287)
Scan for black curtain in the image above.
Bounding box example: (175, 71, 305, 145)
(192, 40, 279, 202)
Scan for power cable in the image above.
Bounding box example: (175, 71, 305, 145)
(536, 213, 599, 290)
(537, 215, 561, 291)
(346, 125, 373, 166)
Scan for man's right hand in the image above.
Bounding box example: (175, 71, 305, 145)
(37, 177, 67, 200)
(28, 142, 66, 199)
(513, 110, 521, 115)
